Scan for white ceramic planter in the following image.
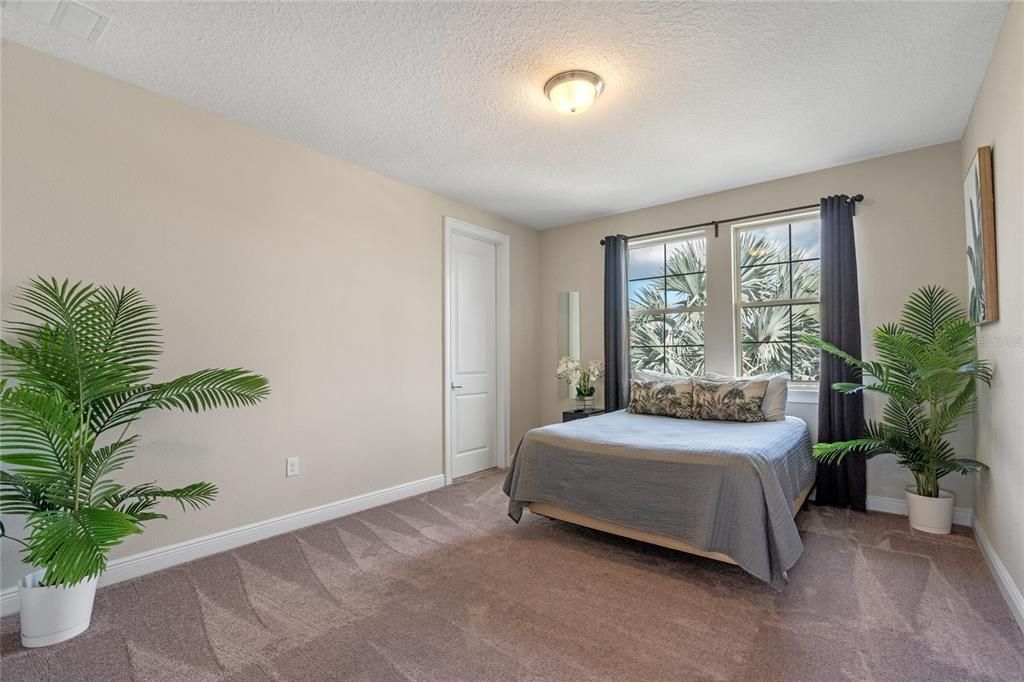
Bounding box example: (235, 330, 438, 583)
(905, 486, 955, 534)
(18, 569, 98, 648)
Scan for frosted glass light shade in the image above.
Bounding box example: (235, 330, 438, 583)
(544, 71, 604, 115)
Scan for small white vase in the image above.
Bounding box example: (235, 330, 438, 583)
(905, 486, 955, 534)
(18, 569, 98, 648)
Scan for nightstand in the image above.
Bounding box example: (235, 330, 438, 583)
(562, 408, 605, 422)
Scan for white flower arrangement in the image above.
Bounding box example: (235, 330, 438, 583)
(556, 356, 603, 398)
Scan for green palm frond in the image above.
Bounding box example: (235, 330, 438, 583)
(23, 508, 142, 585)
(142, 368, 271, 412)
(89, 386, 150, 434)
(900, 285, 963, 342)
(801, 335, 888, 383)
(95, 368, 270, 430)
(79, 436, 140, 507)
(881, 398, 926, 444)
(112, 481, 218, 518)
(5, 278, 139, 406)
(1, 470, 59, 515)
(812, 438, 887, 464)
(1, 277, 270, 585)
(805, 285, 990, 497)
(0, 384, 83, 483)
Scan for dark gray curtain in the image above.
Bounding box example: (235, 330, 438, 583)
(603, 235, 629, 411)
(815, 195, 866, 510)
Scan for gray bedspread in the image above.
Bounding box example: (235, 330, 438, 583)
(503, 410, 815, 589)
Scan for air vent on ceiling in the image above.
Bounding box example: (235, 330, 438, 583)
(10, 0, 109, 43)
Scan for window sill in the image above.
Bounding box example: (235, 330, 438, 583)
(787, 387, 820, 404)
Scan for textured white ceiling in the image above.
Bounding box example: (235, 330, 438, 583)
(1, 1, 1008, 229)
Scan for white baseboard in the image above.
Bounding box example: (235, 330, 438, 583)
(865, 494, 973, 527)
(0, 473, 445, 617)
(974, 521, 1024, 635)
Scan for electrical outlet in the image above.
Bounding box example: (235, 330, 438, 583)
(286, 456, 299, 477)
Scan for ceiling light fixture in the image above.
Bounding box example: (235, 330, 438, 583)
(544, 70, 604, 115)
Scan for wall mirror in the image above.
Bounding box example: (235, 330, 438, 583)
(557, 291, 581, 398)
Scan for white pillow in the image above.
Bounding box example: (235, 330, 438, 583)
(633, 368, 693, 382)
(703, 371, 789, 421)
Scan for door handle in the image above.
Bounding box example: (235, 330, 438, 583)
(451, 383, 463, 389)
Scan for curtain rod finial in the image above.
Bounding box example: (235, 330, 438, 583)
(851, 194, 864, 202)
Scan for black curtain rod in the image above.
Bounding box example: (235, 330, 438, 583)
(599, 194, 864, 245)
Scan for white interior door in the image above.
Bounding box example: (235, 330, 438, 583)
(449, 232, 497, 478)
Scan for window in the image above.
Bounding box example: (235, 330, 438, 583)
(624, 211, 821, 385)
(734, 213, 821, 382)
(628, 233, 706, 375)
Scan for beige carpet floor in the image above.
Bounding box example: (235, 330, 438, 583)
(2, 469, 1022, 681)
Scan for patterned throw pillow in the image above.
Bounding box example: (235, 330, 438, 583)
(692, 378, 769, 422)
(702, 371, 789, 421)
(628, 377, 694, 419)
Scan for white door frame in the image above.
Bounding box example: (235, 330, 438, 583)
(443, 217, 511, 485)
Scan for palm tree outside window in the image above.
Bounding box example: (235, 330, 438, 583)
(628, 233, 707, 375)
(734, 212, 821, 382)
(626, 212, 822, 383)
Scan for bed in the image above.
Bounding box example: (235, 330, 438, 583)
(502, 410, 815, 589)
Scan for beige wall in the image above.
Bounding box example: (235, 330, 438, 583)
(0, 43, 540, 589)
(539, 141, 975, 505)
(961, 2, 1024, 599)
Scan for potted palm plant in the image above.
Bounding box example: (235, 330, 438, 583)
(803, 286, 991, 534)
(1, 278, 270, 647)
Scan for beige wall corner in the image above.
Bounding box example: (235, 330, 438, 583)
(961, 1, 1024, 608)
